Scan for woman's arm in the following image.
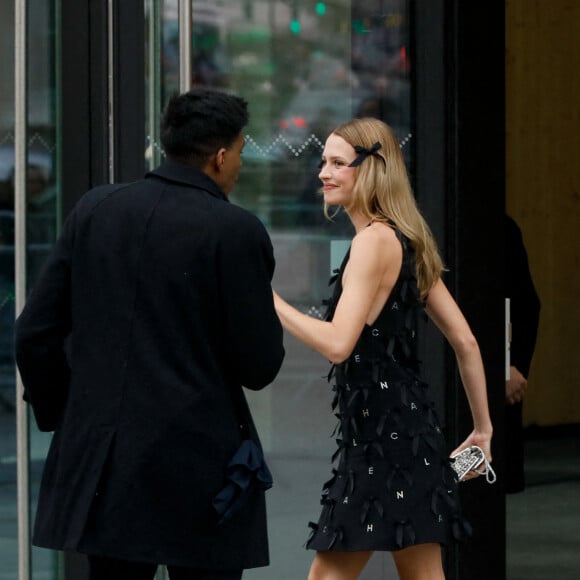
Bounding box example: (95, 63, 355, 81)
(425, 278, 493, 461)
(274, 226, 401, 363)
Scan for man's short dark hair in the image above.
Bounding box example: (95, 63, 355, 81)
(160, 88, 249, 167)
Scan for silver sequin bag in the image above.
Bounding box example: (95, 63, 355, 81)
(450, 445, 497, 483)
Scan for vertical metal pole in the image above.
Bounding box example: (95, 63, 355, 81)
(152, 4, 167, 575)
(15, 0, 31, 577)
(179, 0, 192, 92)
(153, 3, 169, 575)
(505, 298, 511, 380)
(107, 0, 116, 182)
(54, 0, 63, 234)
(147, 0, 162, 170)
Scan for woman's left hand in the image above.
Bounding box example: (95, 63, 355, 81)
(451, 429, 493, 481)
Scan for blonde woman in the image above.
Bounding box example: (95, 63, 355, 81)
(273, 118, 493, 580)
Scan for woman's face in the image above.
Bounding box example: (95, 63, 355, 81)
(318, 133, 357, 208)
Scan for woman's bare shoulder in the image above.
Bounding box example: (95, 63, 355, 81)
(347, 221, 402, 277)
(352, 221, 400, 254)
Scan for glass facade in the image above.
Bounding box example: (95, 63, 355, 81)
(1, 0, 62, 578)
(0, 1, 17, 569)
(146, 0, 412, 335)
(2, 1, 411, 577)
(148, 0, 412, 229)
(146, 2, 413, 578)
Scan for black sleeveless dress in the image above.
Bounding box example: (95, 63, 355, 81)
(306, 229, 471, 552)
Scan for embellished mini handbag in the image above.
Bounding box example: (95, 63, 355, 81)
(450, 445, 497, 484)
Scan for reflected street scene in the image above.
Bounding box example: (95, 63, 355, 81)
(146, 2, 412, 578)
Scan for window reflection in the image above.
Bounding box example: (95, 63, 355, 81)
(155, 0, 412, 234)
(142, 3, 412, 579)
(0, 0, 18, 572)
(3, 0, 412, 576)
(147, 3, 412, 579)
(0, 0, 60, 577)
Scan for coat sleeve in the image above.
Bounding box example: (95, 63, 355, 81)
(217, 212, 285, 390)
(15, 208, 76, 431)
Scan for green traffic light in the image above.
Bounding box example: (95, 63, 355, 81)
(316, 2, 326, 16)
(290, 19, 301, 34)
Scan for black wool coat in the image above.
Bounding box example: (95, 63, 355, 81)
(15, 161, 285, 569)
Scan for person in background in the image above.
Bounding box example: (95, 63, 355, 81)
(505, 214, 541, 493)
(273, 117, 493, 579)
(15, 88, 284, 580)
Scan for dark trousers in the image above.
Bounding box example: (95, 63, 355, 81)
(505, 401, 525, 494)
(88, 555, 243, 580)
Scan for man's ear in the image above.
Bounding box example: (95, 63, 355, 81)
(215, 147, 227, 170)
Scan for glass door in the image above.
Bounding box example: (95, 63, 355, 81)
(0, 0, 19, 575)
(145, 2, 413, 578)
(1, 0, 62, 578)
(2, 1, 416, 578)
(4, 2, 506, 577)
(28, 1, 63, 576)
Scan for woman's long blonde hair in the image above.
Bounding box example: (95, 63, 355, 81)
(327, 117, 444, 298)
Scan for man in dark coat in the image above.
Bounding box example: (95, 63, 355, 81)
(505, 214, 541, 493)
(15, 89, 285, 579)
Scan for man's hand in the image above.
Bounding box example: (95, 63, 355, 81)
(506, 365, 527, 404)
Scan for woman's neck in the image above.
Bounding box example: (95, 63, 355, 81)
(347, 210, 373, 234)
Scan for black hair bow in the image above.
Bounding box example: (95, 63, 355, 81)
(348, 141, 386, 170)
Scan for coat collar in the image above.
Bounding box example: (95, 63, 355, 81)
(146, 160, 229, 202)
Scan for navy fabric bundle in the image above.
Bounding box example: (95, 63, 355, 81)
(212, 440, 273, 524)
